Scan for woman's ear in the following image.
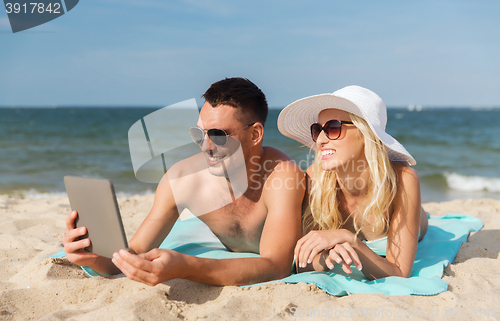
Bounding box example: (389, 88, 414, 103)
(251, 122, 264, 146)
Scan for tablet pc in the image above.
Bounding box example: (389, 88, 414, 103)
(63, 176, 128, 258)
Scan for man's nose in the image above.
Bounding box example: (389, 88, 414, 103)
(200, 132, 214, 153)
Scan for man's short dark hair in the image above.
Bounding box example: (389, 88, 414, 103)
(202, 78, 268, 126)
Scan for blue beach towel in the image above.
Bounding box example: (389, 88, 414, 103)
(52, 213, 483, 296)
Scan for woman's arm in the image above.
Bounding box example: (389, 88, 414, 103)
(297, 165, 423, 279)
(346, 165, 422, 279)
(364, 165, 422, 278)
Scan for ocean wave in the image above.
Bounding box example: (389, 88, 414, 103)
(444, 172, 500, 193)
(1, 188, 155, 198)
(3, 189, 68, 198)
(116, 190, 155, 198)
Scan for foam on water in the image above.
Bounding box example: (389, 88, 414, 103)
(5, 188, 155, 199)
(445, 172, 500, 193)
(116, 190, 155, 198)
(7, 189, 67, 199)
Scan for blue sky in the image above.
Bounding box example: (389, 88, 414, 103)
(1, 0, 499, 108)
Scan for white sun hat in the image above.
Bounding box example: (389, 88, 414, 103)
(278, 85, 416, 166)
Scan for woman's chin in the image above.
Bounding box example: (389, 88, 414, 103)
(321, 160, 338, 172)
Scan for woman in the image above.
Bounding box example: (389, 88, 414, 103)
(278, 85, 428, 279)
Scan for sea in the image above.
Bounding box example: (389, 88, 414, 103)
(1, 106, 500, 203)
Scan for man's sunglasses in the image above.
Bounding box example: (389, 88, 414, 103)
(310, 119, 354, 142)
(190, 122, 256, 147)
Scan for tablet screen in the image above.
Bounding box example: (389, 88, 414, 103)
(64, 176, 128, 258)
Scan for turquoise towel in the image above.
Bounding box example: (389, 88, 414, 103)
(52, 213, 483, 296)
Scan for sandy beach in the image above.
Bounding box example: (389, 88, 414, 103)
(1, 194, 499, 320)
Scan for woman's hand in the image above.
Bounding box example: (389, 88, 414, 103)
(294, 229, 362, 272)
(324, 242, 361, 273)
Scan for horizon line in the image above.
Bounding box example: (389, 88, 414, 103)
(1, 105, 500, 110)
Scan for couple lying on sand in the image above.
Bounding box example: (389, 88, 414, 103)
(62, 77, 429, 286)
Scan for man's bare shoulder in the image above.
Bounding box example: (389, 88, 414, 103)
(159, 153, 214, 206)
(260, 146, 305, 194)
(262, 146, 292, 161)
(306, 164, 314, 177)
(167, 153, 205, 180)
(261, 146, 302, 174)
(259, 147, 306, 222)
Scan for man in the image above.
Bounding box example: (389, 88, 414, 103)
(63, 78, 305, 286)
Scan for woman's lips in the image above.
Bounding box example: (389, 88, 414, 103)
(321, 149, 336, 160)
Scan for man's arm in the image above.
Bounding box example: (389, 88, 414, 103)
(62, 172, 181, 275)
(112, 160, 305, 286)
(128, 174, 181, 254)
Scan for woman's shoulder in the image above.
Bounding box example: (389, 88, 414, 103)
(391, 161, 418, 174)
(391, 161, 420, 189)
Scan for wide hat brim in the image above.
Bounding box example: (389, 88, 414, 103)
(277, 88, 416, 166)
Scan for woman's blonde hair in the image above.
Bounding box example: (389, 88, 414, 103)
(303, 113, 398, 236)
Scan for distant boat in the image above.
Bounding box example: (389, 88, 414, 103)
(416, 105, 423, 111)
(408, 104, 415, 111)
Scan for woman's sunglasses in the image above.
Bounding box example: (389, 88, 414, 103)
(190, 122, 256, 147)
(310, 119, 354, 142)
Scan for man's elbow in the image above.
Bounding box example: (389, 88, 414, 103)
(268, 260, 292, 280)
(274, 267, 291, 280)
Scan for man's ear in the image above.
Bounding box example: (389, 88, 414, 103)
(251, 122, 264, 146)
